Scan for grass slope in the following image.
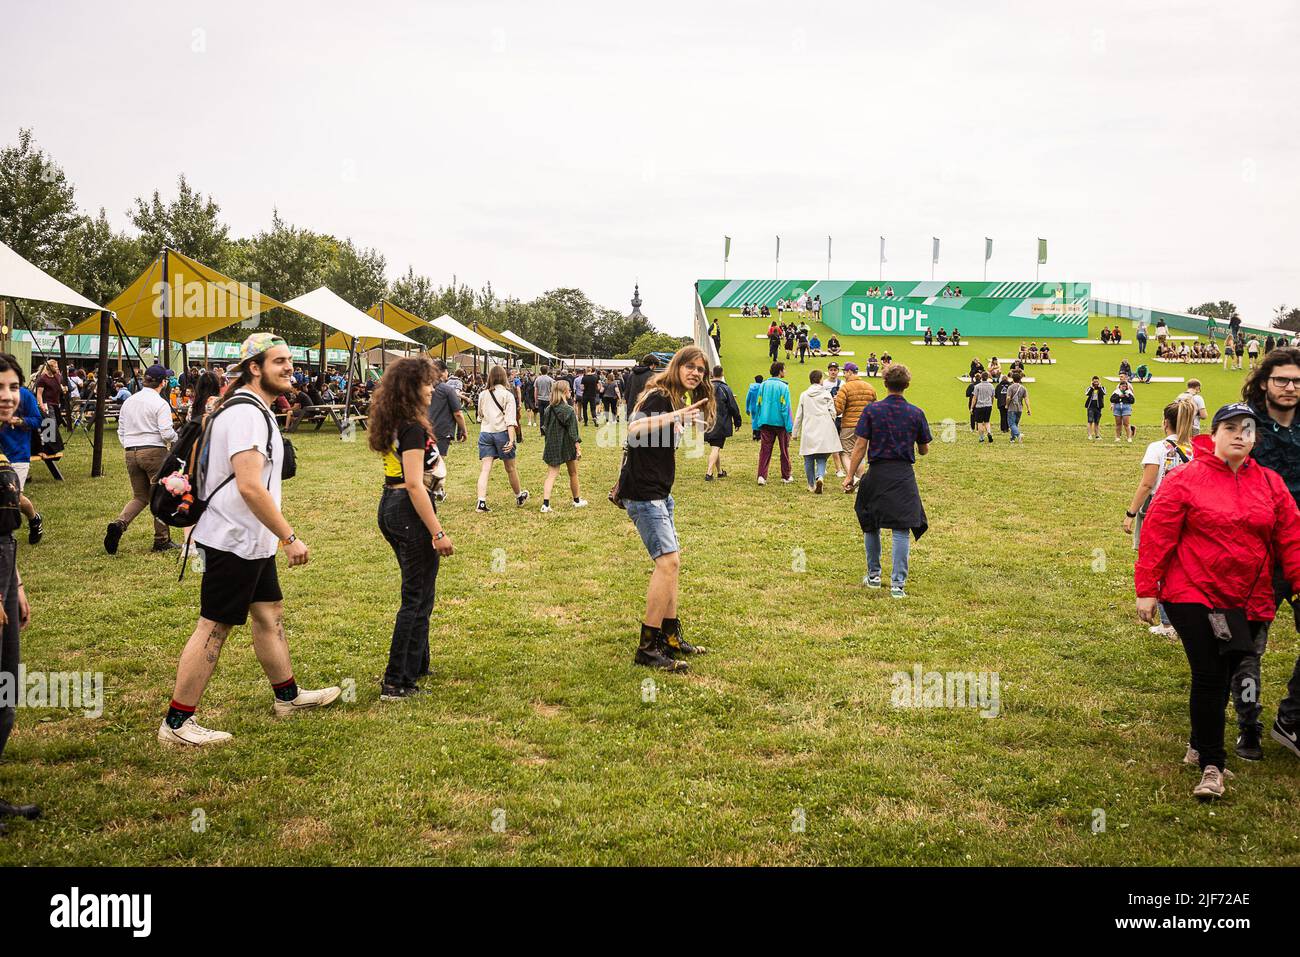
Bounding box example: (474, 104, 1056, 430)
(710, 311, 1247, 427)
(1, 381, 1296, 865)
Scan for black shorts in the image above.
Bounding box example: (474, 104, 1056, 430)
(1086, 408, 1101, 424)
(706, 434, 727, 449)
(198, 544, 283, 625)
(973, 406, 992, 424)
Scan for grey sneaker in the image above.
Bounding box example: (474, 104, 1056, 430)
(1183, 744, 1199, 766)
(863, 575, 882, 589)
(890, 586, 907, 599)
(1192, 766, 1225, 800)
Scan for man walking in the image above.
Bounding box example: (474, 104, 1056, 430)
(1005, 371, 1031, 443)
(624, 354, 661, 416)
(428, 359, 468, 458)
(971, 372, 996, 443)
(158, 334, 340, 746)
(842, 363, 932, 599)
(753, 362, 794, 485)
(533, 366, 555, 430)
(105, 364, 178, 555)
(834, 362, 877, 485)
(580, 368, 600, 426)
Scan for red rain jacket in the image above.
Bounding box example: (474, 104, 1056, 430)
(1135, 455, 1300, 620)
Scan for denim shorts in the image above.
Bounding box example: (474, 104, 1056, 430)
(478, 430, 516, 460)
(1113, 403, 1133, 417)
(625, 496, 679, 559)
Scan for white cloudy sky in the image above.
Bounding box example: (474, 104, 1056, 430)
(3, 0, 1297, 334)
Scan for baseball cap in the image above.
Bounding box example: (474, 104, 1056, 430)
(232, 332, 288, 369)
(843, 362, 859, 373)
(143, 364, 171, 381)
(826, 361, 839, 369)
(1211, 402, 1256, 430)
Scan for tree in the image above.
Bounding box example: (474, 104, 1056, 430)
(63, 209, 150, 313)
(130, 174, 230, 269)
(533, 288, 596, 355)
(238, 212, 335, 344)
(591, 307, 652, 357)
(1273, 304, 1300, 334)
(618, 331, 691, 360)
(1187, 301, 1240, 325)
(0, 128, 80, 274)
(388, 267, 438, 347)
(328, 238, 387, 311)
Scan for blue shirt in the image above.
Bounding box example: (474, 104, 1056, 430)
(745, 382, 761, 418)
(0, 388, 41, 463)
(854, 393, 932, 463)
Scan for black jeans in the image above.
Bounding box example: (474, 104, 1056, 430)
(580, 395, 598, 425)
(377, 487, 439, 688)
(1165, 603, 1256, 771)
(0, 537, 19, 762)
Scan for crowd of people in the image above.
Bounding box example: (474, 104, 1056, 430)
(921, 328, 963, 346)
(765, 320, 841, 363)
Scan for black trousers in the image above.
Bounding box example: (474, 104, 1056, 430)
(377, 488, 439, 687)
(580, 395, 598, 424)
(1165, 603, 1255, 771)
(998, 406, 1009, 432)
(0, 537, 19, 762)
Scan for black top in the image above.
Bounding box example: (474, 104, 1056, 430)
(384, 421, 437, 485)
(582, 373, 599, 395)
(623, 391, 676, 501)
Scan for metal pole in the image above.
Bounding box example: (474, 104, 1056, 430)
(317, 322, 327, 392)
(58, 333, 70, 428)
(92, 311, 111, 477)
(342, 335, 358, 430)
(160, 247, 170, 373)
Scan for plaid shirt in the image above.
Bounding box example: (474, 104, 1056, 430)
(854, 393, 932, 463)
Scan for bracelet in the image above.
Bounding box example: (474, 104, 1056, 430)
(1125, 511, 1136, 519)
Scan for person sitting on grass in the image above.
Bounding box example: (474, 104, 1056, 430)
(1101, 327, 1113, 344)
(937, 328, 948, 346)
(539, 380, 585, 513)
(1135, 363, 1152, 383)
(1017, 342, 1028, 362)
(1113, 325, 1123, 343)
(988, 358, 1002, 381)
(1027, 343, 1039, 363)
(809, 334, 822, 356)
(951, 328, 962, 346)
(924, 328, 933, 346)
(1118, 357, 1133, 379)
(866, 353, 880, 377)
(881, 353, 893, 375)
(827, 336, 841, 356)
(1039, 342, 1051, 363)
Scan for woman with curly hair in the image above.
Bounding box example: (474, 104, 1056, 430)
(621, 345, 716, 671)
(368, 357, 455, 701)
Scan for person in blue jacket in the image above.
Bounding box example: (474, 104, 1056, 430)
(0, 377, 45, 544)
(745, 374, 763, 441)
(753, 362, 795, 485)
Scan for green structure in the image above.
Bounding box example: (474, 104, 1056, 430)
(697, 278, 1090, 339)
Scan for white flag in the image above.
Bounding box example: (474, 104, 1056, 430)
(879, 236, 887, 263)
(932, 237, 940, 264)
(985, 237, 993, 261)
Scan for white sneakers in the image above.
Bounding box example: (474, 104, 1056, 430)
(540, 504, 552, 513)
(573, 499, 588, 508)
(157, 716, 233, 747)
(272, 685, 342, 718)
(1149, 623, 1178, 638)
(757, 476, 766, 486)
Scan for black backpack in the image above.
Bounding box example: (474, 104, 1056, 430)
(0, 455, 21, 536)
(151, 395, 295, 528)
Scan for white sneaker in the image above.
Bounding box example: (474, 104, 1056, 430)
(835, 470, 846, 478)
(782, 476, 794, 484)
(540, 504, 552, 513)
(572, 499, 588, 508)
(158, 716, 232, 747)
(863, 575, 882, 589)
(272, 685, 342, 717)
(757, 476, 766, 486)
(1115, 437, 1121, 443)
(516, 489, 531, 507)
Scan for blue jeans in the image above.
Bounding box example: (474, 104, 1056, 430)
(625, 496, 679, 559)
(803, 453, 829, 487)
(1008, 410, 1023, 440)
(864, 529, 910, 588)
(1137, 332, 1148, 353)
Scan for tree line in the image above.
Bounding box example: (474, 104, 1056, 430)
(0, 129, 688, 359)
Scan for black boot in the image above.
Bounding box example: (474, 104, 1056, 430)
(1235, 726, 1263, 761)
(634, 624, 688, 672)
(662, 617, 707, 656)
(0, 799, 40, 819)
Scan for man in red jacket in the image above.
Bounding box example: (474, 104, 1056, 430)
(1136, 403, 1300, 799)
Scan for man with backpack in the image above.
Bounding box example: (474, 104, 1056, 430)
(105, 364, 178, 555)
(158, 333, 340, 747)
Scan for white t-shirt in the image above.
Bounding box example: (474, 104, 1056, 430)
(1141, 436, 1190, 493)
(477, 385, 517, 434)
(194, 389, 284, 560)
(1176, 390, 1207, 432)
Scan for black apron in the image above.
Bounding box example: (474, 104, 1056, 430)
(854, 458, 928, 540)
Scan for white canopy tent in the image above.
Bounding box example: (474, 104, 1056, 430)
(428, 313, 510, 355)
(0, 240, 104, 312)
(282, 287, 419, 428)
(500, 329, 558, 361)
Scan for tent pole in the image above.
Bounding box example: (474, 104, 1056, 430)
(58, 333, 71, 428)
(317, 322, 327, 392)
(341, 335, 359, 431)
(160, 247, 170, 376)
(114, 319, 142, 392)
(91, 311, 111, 477)
(204, 334, 209, 369)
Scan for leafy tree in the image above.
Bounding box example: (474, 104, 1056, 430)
(388, 267, 438, 347)
(1273, 304, 1300, 333)
(533, 288, 596, 355)
(1187, 301, 1240, 324)
(618, 331, 691, 360)
(129, 174, 230, 269)
(328, 237, 387, 311)
(0, 128, 80, 274)
(64, 209, 150, 312)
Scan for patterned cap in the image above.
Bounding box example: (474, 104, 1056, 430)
(234, 332, 288, 368)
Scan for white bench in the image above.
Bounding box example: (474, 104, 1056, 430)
(911, 340, 972, 346)
(958, 375, 1035, 383)
(1072, 339, 1133, 345)
(1105, 375, 1184, 383)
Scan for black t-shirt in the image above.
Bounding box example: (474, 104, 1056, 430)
(623, 391, 677, 501)
(582, 373, 599, 396)
(294, 391, 314, 410)
(384, 421, 437, 485)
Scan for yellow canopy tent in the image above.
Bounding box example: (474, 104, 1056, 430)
(324, 299, 432, 351)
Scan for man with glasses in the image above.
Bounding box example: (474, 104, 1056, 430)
(1243, 349, 1300, 761)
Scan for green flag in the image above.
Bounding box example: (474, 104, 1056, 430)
(1037, 238, 1048, 264)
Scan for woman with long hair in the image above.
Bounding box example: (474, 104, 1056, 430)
(475, 365, 528, 512)
(539, 380, 585, 511)
(368, 357, 455, 700)
(622, 345, 715, 671)
(189, 371, 224, 422)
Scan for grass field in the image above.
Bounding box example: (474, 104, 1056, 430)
(711, 310, 1247, 427)
(2, 328, 1299, 866)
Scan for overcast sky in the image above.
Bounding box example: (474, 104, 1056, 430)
(3, 0, 1297, 334)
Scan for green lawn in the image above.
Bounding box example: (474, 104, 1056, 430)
(711, 310, 1245, 427)
(2, 366, 1298, 866)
